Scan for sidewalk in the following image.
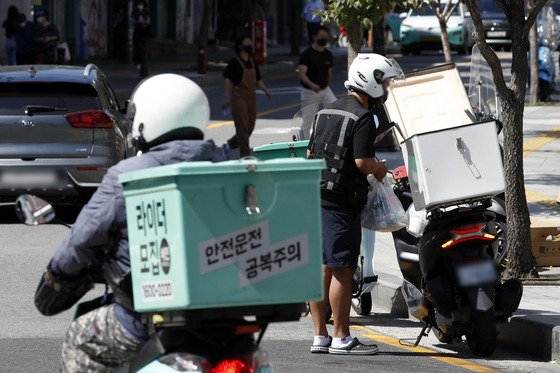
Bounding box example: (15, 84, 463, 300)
(369, 106, 560, 363)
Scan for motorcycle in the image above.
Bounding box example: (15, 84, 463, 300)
(530, 5, 558, 102)
(16, 194, 297, 373)
(390, 47, 522, 357)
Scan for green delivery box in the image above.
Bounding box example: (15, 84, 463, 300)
(254, 140, 309, 160)
(119, 158, 325, 312)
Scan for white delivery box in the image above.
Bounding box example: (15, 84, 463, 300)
(385, 64, 476, 143)
(384, 64, 504, 210)
(403, 121, 505, 211)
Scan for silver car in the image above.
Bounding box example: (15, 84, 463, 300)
(0, 64, 135, 202)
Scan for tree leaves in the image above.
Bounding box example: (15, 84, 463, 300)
(321, 0, 424, 27)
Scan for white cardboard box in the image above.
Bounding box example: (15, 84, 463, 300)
(403, 121, 505, 211)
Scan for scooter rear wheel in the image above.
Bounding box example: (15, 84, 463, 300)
(466, 310, 497, 357)
(351, 293, 372, 316)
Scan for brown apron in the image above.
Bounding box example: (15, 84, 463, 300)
(228, 56, 257, 157)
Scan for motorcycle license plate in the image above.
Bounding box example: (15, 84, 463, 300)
(487, 31, 506, 38)
(456, 261, 497, 287)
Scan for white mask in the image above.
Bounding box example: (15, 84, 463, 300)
(37, 17, 44, 23)
(138, 5, 144, 11)
(19, 22, 26, 28)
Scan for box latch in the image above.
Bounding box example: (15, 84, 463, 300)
(456, 137, 465, 154)
(245, 185, 260, 215)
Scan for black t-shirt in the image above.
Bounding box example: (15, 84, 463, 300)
(223, 56, 262, 86)
(298, 47, 333, 89)
(308, 95, 376, 209)
(2, 20, 15, 38)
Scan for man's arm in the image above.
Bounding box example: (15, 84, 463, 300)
(298, 65, 321, 93)
(51, 169, 120, 276)
(355, 158, 387, 181)
(328, 67, 332, 87)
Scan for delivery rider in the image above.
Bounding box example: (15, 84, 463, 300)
(307, 54, 405, 355)
(33, 74, 222, 372)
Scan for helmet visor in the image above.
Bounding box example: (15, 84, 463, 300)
(387, 58, 406, 86)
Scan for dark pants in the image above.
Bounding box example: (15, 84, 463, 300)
(16, 52, 35, 65)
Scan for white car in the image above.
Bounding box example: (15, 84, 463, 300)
(400, 0, 475, 55)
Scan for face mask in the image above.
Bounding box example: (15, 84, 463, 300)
(19, 22, 26, 28)
(243, 45, 253, 54)
(37, 17, 44, 23)
(138, 5, 144, 10)
(317, 38, 328, 47)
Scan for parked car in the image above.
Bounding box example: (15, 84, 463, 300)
(0, 64, 135, 203)
(478, 0, 511, 51)
(400, 0, 475, 55)
(386, 6, 409, 42)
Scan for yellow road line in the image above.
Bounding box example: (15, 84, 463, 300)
(525, 188, 560, 212)
(351, 325, 500, 373)
(464, 54, 511, 66)
(522, 126, 560, 157)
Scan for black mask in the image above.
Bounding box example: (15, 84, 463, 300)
(243, 45, 253, 54)
(317, 38, 328, 47)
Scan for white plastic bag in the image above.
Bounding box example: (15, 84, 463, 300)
(361, 175, 408, 232)
(406, 205, 428, 238)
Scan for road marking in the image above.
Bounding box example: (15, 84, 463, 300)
(523, 125, 560, 209)
(464, 54, 511, 66)
(525, 188, 560, 211)
(351, 325, 500, 373)
(522, 126, 560, 157)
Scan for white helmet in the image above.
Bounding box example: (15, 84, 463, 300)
(128, 74, 210, 148)
(344, 53, 405, 99)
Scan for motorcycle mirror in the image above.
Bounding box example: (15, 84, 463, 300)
(15, 194, 56, 226)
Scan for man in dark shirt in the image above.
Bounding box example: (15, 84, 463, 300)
(307, 54, 404, 355)
(14, 13, 35, 65)
(298, 25, 336, 110)
(34, 10, 59, 64)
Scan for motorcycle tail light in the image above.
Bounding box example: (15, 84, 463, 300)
(65, 110, 114, 128)
(212, 359, 252, 373)
(450, 224, 484, 235)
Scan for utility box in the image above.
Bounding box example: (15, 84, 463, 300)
(530, 219, 560, 267)
(403, 121, 505, 211)
(254, 140, 309, 160)
(119, 158, 325, 312)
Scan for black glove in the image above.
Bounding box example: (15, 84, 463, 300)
(34, 262, 94, 316)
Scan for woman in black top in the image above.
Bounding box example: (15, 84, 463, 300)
(222, 35, 272, 158)
(2, 5, 18, 65)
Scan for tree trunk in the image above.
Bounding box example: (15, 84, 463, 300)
(290, 0, 302, 56)
(502, 0, 537, 279)
(347, 19, 363, 67)
(439, 19, 453, 63)
(528, 1, 539, 104)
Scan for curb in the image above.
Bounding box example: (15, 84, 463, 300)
(371, 271, 560, 362)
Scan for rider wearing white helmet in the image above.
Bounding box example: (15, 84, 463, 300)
(307, 54, 403, 356)
(35, 74, 221, 372)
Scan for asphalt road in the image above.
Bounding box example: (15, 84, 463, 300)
(1, 51, 558, 372)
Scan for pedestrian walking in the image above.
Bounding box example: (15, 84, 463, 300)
(307, 54, 404, 355)
(302, 0, 325, 44)
(298, 25, 336, 109)
(131, 0, 151, 77)
(14, 13, 34, 65)
(222, 35, 272, 158)
(34, 10, 59, 64)
(2, 5, 19, 65)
